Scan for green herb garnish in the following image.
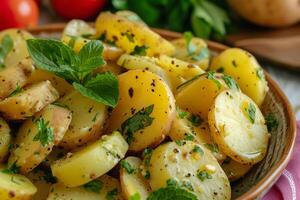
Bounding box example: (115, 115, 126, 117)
(207, 71, 221, 89)
(256, 68, 265, 80)
(106, 188, 118, 200)
(120, 160, 136, 174)
(147, 186, 197, 200)
(222, 75, 239, 90)
(192, 145, 204, 155)
(129, 193, 141, 200)
(245, 103, 256, 124)
(197, 170, 212, 182)
(33, 118, 54, 146)
(130, 45, 148, 56)
(204, 143, 219, 153)
(2, 162, 20, 174)
(83, 179, 103, 193)
(188, 114, 202, 127)
(8, 85, 23, 97)
(265, 113, 279, 132)
(0, 35, 13, 69)
(184, 133, 195, 141)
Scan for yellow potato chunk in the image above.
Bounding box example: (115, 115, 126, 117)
(0, 58, 35, 100)
(107, 70, 176, 152)
(120, 157, 151, 200)
(0, 167, 37, 200)
(47, 175, 124, 200)
(210, 48, 268, 106)
(57, 91, 108, 150)
(176, 72, 237, 119)
(51, 132, 128, 187)
(0, 81, 59, 120)
(208, 90, 269, 164)
(0, 29, 34, 68)
(149, 141, 231, 200)
(8, 104, 72, 173)
(95, 12, 175, 56)
(172, 38, 209, 70)
(0, 118, 11, 162)
(221, 158, 252, 182)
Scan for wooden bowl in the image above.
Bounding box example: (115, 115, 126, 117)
(27, 24, 297, 200)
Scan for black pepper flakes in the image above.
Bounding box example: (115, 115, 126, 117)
(128, 87, 134, 98)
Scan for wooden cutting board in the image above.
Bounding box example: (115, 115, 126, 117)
(226, 24, 300, 71)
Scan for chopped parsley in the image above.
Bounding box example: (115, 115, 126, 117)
(120, 160, 135, 174)
(2, 162, 20, 174)
(129, 193, 141, 200)
(175, 140, 184, 146)
(33, 118, 54, 146)
(166, 179, 194, 192)
(130, 45, 148, 56)
(83, 179, 103, 193)
(0, 34, 13, 69)
(207, 71, 221, 89)
(106, 188, 118, 200)
(142, 148, 153, 179)
(256, 68, 265, 80)
(8, 85, 23, 97)
(265, 113, 279, 132)
(222, 75, 239, 90)
(245, 103, 256, 124)
(184, 133, 195, 141)
(204, 143, 219, 153)
(192, 145, 204, 155)
(42, 169, 57, 184)
(177, 107, 188, 119)
(120, 104, 154, 144)
(197, 170, 212, 182)
(188, 114, 202, 127)
(147, 186, 197, 200)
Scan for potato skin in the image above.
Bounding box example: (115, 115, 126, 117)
(0, 118, 11, 162)
(210, 48, 268, 106)
(221, 158, 252, 182)
(96, 12, 175, 56)
(0, 167, 37, 200)
(0, 58, 35, 100)
(107, 70, 176, 152)
(57, 91, 108, 150)
(0, 81, 59, 120)
(8, 104, 72, 173)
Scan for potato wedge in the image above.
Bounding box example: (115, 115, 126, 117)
(95, 12, 175, 56)
(0, 58, 35, 100)
(27, 69, 73, 97)
(8, 104, 72, 173)
(0, 118, 11, 162)
(0, 81, 59, 120)
(221, 158, 252, 182)
(210, 48, 268, 106)
(47, 175, 124, 200)
(149, 141, 231, 199)
(176, 72, 238, 119)
(208, 90, 269, 164)
(107, 70, 176, 152)
(172, 38, 209, 70)
(51, 132, 128, 187)
(120, 157, 151, 200)
(57, 91, 108, 150)
(0, 29, 34, 69)
(0, 166, 37, 200)
(63, 19, 96, 38)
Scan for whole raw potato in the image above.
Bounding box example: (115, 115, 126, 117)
(227, 0, 300, 27)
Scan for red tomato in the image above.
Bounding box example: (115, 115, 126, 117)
(0, 0, 39, 31)
(51, 0, 107, 20)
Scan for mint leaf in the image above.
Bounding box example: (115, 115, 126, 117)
(73, 72, 119, 107)
(33, 118, 54, 146)
(120, 160, 136, 174)
(147, 186, 197, 200)
(2, 162, 20, 174)
(129, 193, 141, 200)
(0, 35, 13, 69)
(265, 113, 279, 132)
(83, 179, 103, 193)
(120, 104, 154, 144)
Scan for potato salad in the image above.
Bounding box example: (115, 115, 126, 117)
(0, 11, 273, 200)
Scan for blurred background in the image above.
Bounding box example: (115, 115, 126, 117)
(1, 0, 300, 118)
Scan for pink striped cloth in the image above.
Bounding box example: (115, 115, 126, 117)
(263, 121, 300, 200)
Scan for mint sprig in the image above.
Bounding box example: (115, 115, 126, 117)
(27, 39, 118, 107)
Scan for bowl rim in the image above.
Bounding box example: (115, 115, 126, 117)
(27, 24, 297, 200)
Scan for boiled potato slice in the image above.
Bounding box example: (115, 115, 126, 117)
(95, 12, 175, 56)
(63, 19, 96, 38)
(8, 104, 72, 173)
(0, 58, 35, 99)
(169, 112, 226, 162)
(47, 175, 124, 200)
(172, 37, 209, 70)
(95, 61, 123, 76)
(57, 91, 108, 150)
(176, 72, 237, 119)
(210, 48, 268, 106)
(27, 69, 73, 97)
(0, 81, 59, 120)
(155, 54, 205, 80)
(107, 70, 176, 152)
(0, 166, 37, 200)
(116, 10, 147, 25)
(0, 29, 34, 69)
(26, 169, 53, 200)
(221, 158, 252, 182)
(51, 132, 128, 187)
(149, 141, 231, 200)
(120, 157, 151, 200)
(0, 118, 11, 162)
(208, 90, 269, 164)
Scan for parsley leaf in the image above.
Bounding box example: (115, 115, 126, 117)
(106, 188, 118, 200)
(27, 39, 119, 107)
(129, 193, 141, 200)
(192, 145, 204, 155)
(2, 162, 20, 174)
(207, 71, 221, 89)
(33, 118, 54, 146)
(41, 168, 57, 184)
(222, 75, 239, 90)
(245, 103, 256, 124)
(0, 35, 13, 69)
(120, 160, 135, 174)
(130, 45, 148, 56)
(120, 104, 154, 144)
(197, 170, 212, 182)
(8, 85, 23, 97)
(204, 143, 219, 153)
(265, 113, 279, 132)
(184, 133, 195, 141)
(83, 179, 103, 193)
(147, 186, 197, 200)
(188, 114, 202, 126)
(142, 148, 153, 180)
(177, 108, 188, 119)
